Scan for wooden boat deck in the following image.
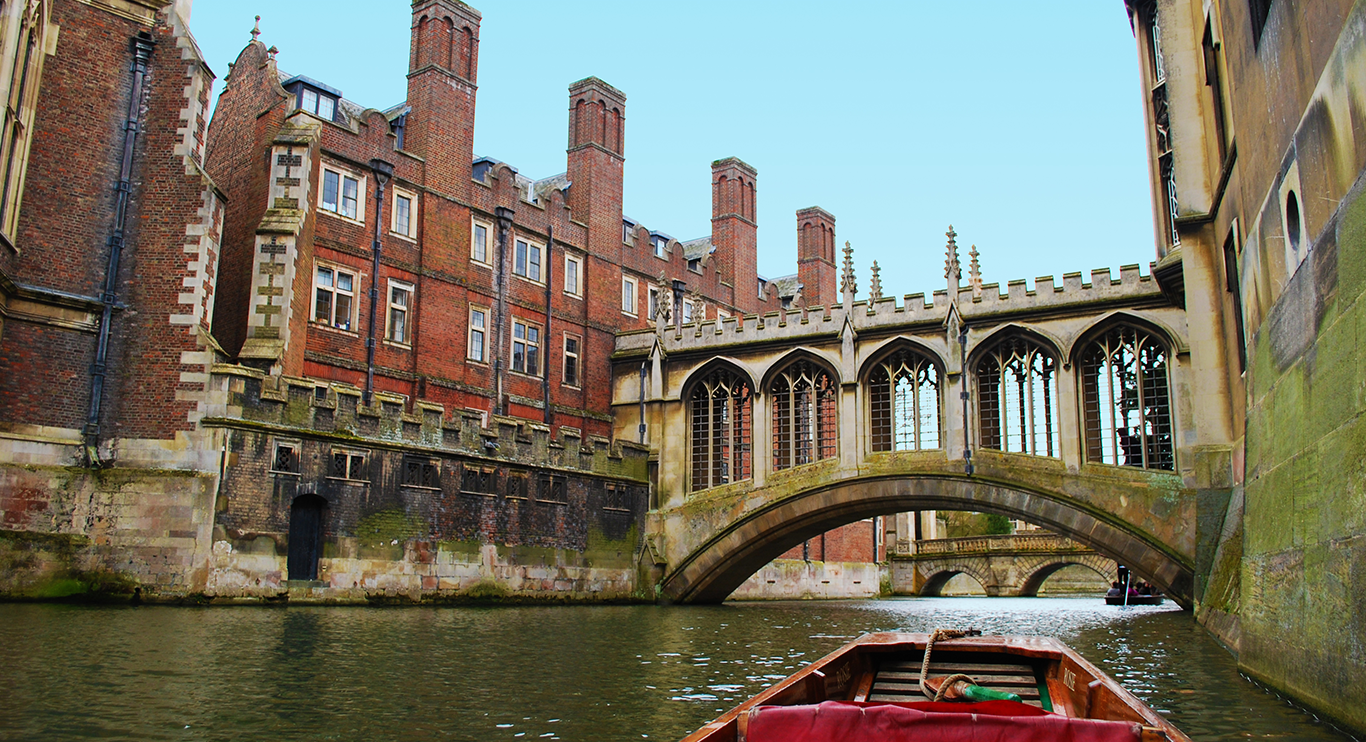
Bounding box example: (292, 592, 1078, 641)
(681, 632, 1191, 742)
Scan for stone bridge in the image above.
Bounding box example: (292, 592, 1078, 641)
(892, 534, 1116, 597)
(613, 245, 1231, 610)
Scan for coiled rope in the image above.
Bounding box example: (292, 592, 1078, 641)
(919, 627, 982, 701)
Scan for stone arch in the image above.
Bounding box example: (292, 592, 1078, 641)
(967, 323, 1065, 370)
(1017, 556, 1114, 596)
(859, 336, 948, 381)
(920, 565, 992, 597)
(1066, 310, 1187, 367)
(679, 356, 757, 401)
(658, 474, 1193, 607)
(759, 347, 842, 391)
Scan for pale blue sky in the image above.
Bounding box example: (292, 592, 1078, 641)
(188, 1, 1156, 300)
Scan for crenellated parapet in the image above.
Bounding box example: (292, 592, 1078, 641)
(204, 364, 650, 480)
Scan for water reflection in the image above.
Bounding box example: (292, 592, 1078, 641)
(0, 599, 1354, 742)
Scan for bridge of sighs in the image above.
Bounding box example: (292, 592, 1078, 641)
(613, 238, 1230, 608)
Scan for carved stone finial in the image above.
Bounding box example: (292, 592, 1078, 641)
(869, 261, 883, 301)
(944, 225, 960, 283)
(968, 244, 983, 299)
(251, 15, 261, 41)
(840, 241, 857, 304)
(654, 276, 672, 336)
(689, 286, 706, 322)
(267, 45, 278, 60)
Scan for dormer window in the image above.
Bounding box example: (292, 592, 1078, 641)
(301, 88, 335, 120)
(688, 258, 701, 273)
(653, 237, 667, 259)
(283, 76, 343, 124)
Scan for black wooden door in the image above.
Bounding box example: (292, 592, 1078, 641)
(287, 495, 325, 581)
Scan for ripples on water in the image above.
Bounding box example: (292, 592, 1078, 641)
(0, 598, 1355, 742)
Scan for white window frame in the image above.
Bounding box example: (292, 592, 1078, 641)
(385, 279, 414, 346)
(511, 319, 541, 376)
(513, 236, 544, 283)
(648, 285, 661, 321)
(717, 309, 731, 322)
(471, 218, 492, 266)
(683, 298, 696, 324)
(653, 237, 667, 259)
(319, 163, 366, 223)
(300, 87, 336, 121)
(564, 254, 582, 298)
(562, 333, 581, 388)
(311, 261, 359, 332)
(467, 304, 488, 363)
(622, 275, 638, 316)
(391, 187, 418, 240)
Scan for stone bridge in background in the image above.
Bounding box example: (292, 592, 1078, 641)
(891, 534, 1116, 597)
(613, 245, 1231, 610)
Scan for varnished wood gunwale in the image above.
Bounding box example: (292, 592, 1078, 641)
(679, 632, 1192, 742)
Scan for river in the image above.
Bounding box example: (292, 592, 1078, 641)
(0, 598, 1355, 741)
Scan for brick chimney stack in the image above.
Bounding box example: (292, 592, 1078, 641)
(796, 207, 837, 308)
(566, 76, 626, 259)
(405, 0, 480, 199)
(711, 157, 760, 315)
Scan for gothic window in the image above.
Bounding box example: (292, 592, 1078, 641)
(1080, 326, 1174, 471)
(977, 336, 1060, 458)
(689, 367, 752, 491)
(869, 349, 941, 452)
(770, 360, 837, 471)
(0, 0, 48, 242)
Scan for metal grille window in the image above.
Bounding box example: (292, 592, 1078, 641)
(977, 337, 1060, 458)
(689, 368, 753, 491)
(461, 465, 496, 495)
(272, 442, 299, 474)
(770, 360, 837, 471)
(1081, 326, 1174, 470)
(330, 450, 367, 481)
(402, 457, 439, 488)
(869, 349, 941, 452)
(604, 484, 631, 512)
(538, 475, 567, 504)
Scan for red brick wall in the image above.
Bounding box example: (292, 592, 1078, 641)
(797, 207, 838, 308)
(711, 158, 763, 315)
(778, 520, 879, 563)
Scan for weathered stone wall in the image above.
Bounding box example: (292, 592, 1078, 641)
(0, 461, 216, 600)
(1239, 169, 1366, 730)
(202, 367, 652, 603)
(729, 559, 885, 601)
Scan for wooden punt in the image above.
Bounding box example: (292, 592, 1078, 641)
(681, 632, 1191, 742)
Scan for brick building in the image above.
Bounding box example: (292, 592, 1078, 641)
(204, 0, 838, 440)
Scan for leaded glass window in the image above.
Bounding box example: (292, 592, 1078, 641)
(1080, 326, 1174, 470)
(869, 349, 941, 452)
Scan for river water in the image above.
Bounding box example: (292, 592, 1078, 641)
(0, 598, 1355, 742)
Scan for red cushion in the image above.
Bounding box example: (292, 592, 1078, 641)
(744, 701, 1143, 742)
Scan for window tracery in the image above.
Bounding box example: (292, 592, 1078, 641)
(1080, 326, 1174, 470)
(977, 336, 1060, 458)
(689, 368, 752, 491)
(769, 360, 837, 470)
(868, 348, 941, 452)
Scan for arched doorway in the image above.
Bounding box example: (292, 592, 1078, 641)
(287, 494, 327, 581)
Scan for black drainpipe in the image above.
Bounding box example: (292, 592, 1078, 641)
(83, 32, 155, 467)
(637, 362, 647, 444)
(960, 325, 973, 476)
(362, 158, 394, 406)
(492, 207, 514, 416)
(542, 225, 553, 425)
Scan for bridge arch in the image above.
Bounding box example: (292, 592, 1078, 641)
(658, 474, 1193, 608)
(920, 566, 992, 597)
(1017, 556, 1115, 597)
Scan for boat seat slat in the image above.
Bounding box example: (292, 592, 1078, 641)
(875, 671, 1037, 685)
(880, 661, 1036, 675)
(871, 682, 1040, 699)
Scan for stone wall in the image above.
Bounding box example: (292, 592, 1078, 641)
(729, 559, 885, 601)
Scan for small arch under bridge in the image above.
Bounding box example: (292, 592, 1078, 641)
(894, 533, 1116, 597)
(614, 260, 1232, 611)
